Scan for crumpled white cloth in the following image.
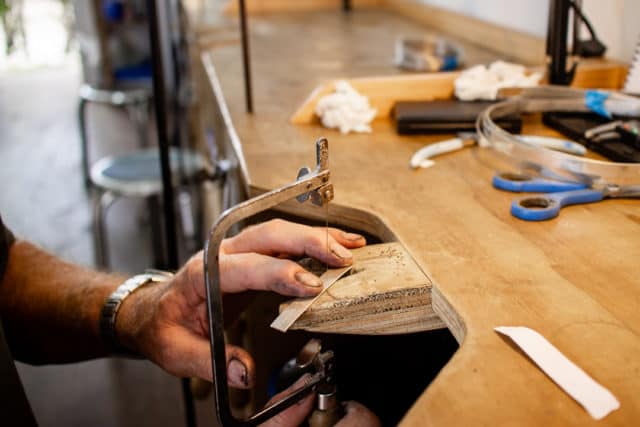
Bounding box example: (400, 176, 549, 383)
(315, 81, 377, 134)
(454, 60, 542, 101)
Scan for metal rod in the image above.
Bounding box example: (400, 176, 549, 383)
(181, 378, 196, 427)
(546, 0, 572, 85)
(147, 0, 178, 269)
(239, 0, 253, 113)
(146, 1, 197, 427)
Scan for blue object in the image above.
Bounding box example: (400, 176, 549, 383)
(585, 90, 612, 119)
(511, 189, 605, 221)
(492, 172, 603, 221)
(441, 55, 458, 71)
(114, 61, 153, 81)
(492, 173, 587, 193)
(103, 0, 125, 22)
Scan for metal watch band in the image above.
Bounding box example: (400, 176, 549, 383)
(99, 271, 172, 355)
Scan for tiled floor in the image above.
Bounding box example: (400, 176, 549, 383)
(0, 59, 216, 427)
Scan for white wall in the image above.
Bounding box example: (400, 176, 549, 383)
(417, 0, 639, 62)
(582, 0, 639, 62)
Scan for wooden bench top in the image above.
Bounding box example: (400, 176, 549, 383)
(192, 7, 640, 426)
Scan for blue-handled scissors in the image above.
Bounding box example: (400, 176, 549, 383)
(492, 172, 587, 193)
(492, 172, 640, 221)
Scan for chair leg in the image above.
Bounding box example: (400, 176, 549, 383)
(177, 188, 198, 255)
(78, 97, 91, 191)
(127, 99, 150, 149)
(93, 190, 116, 269)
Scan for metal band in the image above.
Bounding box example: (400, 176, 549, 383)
(99, 271, 172, 356)
(476, 86, 640, 186)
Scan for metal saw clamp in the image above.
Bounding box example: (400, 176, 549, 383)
(203, 138, 335, 426)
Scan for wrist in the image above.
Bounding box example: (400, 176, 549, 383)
(100, 272, 172, 357)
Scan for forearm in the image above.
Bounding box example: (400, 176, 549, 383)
(0, 240, 124, 364)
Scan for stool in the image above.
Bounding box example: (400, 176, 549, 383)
(91, 147, 210, 269)
(78, 84, 152, 190)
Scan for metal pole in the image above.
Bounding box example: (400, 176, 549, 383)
(146, 1, 197, 427)
(239, 0, 253, 113)
(546, 0, 572, 85)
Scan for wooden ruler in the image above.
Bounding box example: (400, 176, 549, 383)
(270, 265, 353, 332)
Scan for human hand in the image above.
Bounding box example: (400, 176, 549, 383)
(258, 381, 381, 427)
(218, 219, 366, 296)
(335, 401, 382, 427)
(258, 374, 315, 427)
(116, 219, 366, 386)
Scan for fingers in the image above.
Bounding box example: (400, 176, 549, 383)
(326, 227, 367, 249)
(335, 401, 382, 427)
(163, 248, 319, 300)
(260, 374, 315, 427)
(154, 326, 213, 381)
(222, 219, 366, 267)
(220, 252, 323, 297)
(174, 220, 366, 300)
(225, 344, 255, 389)
(156, 326, 255, 389)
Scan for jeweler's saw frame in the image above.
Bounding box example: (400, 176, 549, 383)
(203, 138, 334, 426)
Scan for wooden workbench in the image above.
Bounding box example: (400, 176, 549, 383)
(188, 5, 640, 426)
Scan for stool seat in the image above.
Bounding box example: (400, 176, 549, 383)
(90, 147, 208, 198)
(78, 84, 153, 191)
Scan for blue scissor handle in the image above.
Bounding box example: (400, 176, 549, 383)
(511, 189, 605, 221)
(492, 172, 587, 193)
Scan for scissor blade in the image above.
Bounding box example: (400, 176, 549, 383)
(608, 185, 640, 198)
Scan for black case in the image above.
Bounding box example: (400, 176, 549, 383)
(543, 112, 640, 162)
(394, 100, 522, 135)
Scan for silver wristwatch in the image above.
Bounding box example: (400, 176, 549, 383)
(99, 270, 173, 355)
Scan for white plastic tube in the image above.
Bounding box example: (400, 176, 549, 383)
(409, 138, 465, 169)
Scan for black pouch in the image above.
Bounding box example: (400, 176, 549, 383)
(394, 100, 522, 135)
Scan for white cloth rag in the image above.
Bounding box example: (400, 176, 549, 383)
(455, 60, 542, 101)
(315, 81, 377, 134)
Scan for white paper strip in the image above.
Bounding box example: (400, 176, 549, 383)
(271, 265, 352, 332)
(495, 326, 620, 420)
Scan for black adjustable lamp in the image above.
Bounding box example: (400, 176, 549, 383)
(546, 0, 607, 85)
